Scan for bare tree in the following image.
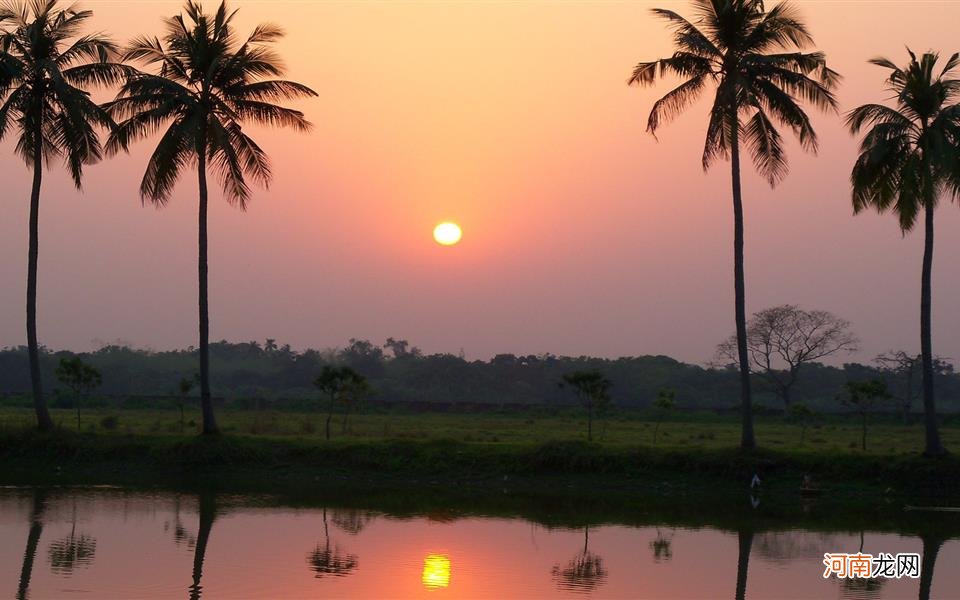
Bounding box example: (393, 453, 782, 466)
(716, 306, 858, 410)
(874, 351, 953, 423)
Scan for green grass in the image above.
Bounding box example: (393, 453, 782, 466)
(3, 407, 960, 500)
(2, 406, 958, 457)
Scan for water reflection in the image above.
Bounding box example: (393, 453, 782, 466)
(734, 528, 753, 600)
(46, 498, 97, 576)
(306, 507, 359, 579)
(188, 492, 216, 600)
(649, 527, 673, 562)
(330, 508, 377, 535)
(164, 494, 197, 549)
(421, 554, 451, 589)
(919, 533, 945, 600)
(15, 489, 45, 600)
(2, 487, 959, 599)
(551, 526, 608, 593)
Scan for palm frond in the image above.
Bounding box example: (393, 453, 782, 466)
(743, 107, 787, 186)
(647, 74, 707, 134)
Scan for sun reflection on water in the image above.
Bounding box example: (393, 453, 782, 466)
(421, 554, 451, 589)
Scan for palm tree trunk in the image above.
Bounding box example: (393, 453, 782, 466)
(920, 201, 944, 456)
(730, 119, 755, 450)
(27, 121, 53, 432)
(197, 145, 218, 435)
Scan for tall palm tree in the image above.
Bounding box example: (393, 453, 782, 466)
(847, 51, 960, 457)
(0, 0, 128, 432)
(105, 0, 317, 434)
(628, 0, 838, 448)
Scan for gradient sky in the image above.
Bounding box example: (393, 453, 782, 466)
(1, 0, 959, 365)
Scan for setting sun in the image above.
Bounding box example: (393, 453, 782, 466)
(433, 222, 462, 246)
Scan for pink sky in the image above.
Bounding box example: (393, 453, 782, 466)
(1, 0, 959, 364)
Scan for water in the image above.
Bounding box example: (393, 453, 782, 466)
(1, 487, 957, 599)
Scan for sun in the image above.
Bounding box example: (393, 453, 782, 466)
(433, 222, 462, 246)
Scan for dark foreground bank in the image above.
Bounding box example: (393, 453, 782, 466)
(2, 429, 960, 504)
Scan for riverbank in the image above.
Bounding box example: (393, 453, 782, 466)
(2, 428, 959, 502)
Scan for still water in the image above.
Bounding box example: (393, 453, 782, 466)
(1, 487, 957, 599)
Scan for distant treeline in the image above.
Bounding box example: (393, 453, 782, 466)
(0, 339, 958, 413)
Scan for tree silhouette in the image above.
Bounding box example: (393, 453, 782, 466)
(837, 380, 890, 451)
(314, 366, 367, 440)
(652, 387, 676, 444)
(0, 0, 129, 431)
(177, 374, 199, 433)
(716, 305, 858, 410)
(54, 356, 102, 430)
(561, 370, 612, 442)
(105, 0, 317, 435)
(847, 50, 960, 456)
(306, 508, 358, 579)
(630, 0, 838, 448)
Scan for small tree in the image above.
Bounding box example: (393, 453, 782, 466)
(652, 387, 675, 444)
(838, 380, 890, 451)
(340, 376, 370, 434)
(315, 366, 367, 441)
(786, 403, 816, 445)
(561, 370, 611, 442)
(55, 357, 102, 431)
(177, 375, 199, 433)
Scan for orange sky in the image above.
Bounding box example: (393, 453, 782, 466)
(1, 0, 959, 363)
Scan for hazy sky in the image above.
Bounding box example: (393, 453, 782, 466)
(1, 0, 959, 365)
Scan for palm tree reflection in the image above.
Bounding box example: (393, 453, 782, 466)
(551, 526, 607, 593)
(189, 492, 217, 600)
(17, 488, 47, 600)
(306, 508, 358, 578)
(734, 528, 753, 600)
(919, 532, 945, 600)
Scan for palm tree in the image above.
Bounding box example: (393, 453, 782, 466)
(0, 0, 128, 432)
(105, 0, 317, 434)
(847, 51, 960, 457)
(628, 0, 838, 448)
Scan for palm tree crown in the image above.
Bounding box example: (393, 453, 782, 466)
(105, 0, 317, 204)
(629, 0, 839, 184)
(848, 50, 960, 228)
(0, 0, 126, 185)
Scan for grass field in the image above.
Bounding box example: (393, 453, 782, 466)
(2, 406, 959, 457)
